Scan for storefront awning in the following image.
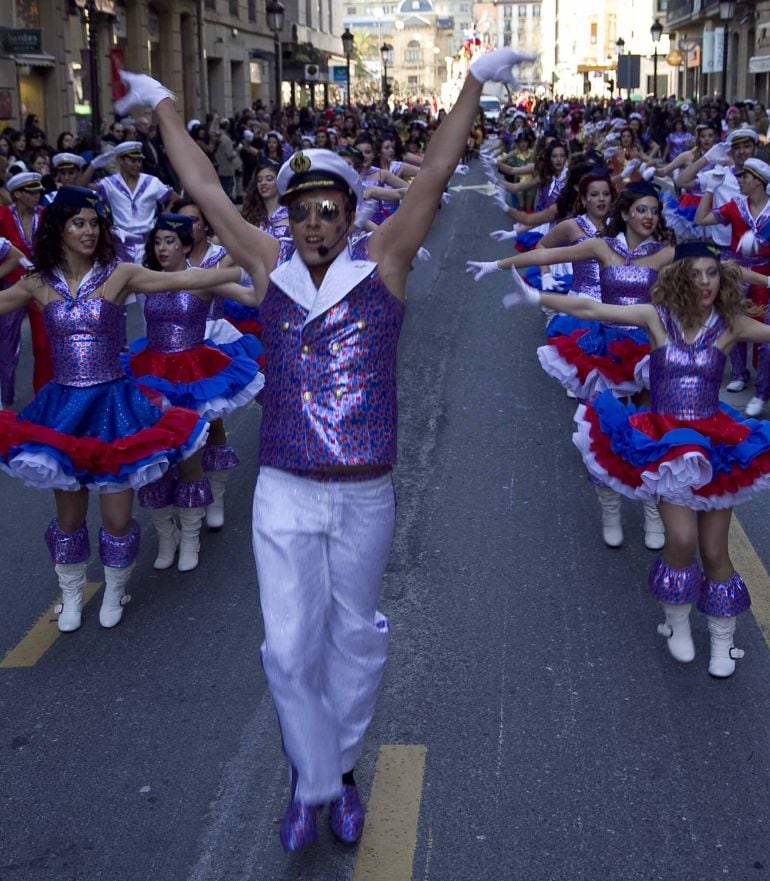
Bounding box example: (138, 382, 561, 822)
(749, 54, 770, 74)
(13, 53, 56, 68)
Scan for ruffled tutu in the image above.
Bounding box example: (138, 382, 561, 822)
(124, 333, 265, 421)
(537, 322, 650, 400)
(523, 266, 573, 293)
(0, 377, 209, 493)
(662, 191, 706, 242)
(221, 299, 264, 342)
(573, 392, 770, 510)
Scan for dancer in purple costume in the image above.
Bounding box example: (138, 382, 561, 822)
(0, 187, 242, 633)
(114, 45, 535, 852)
(501, 241, 770, 678)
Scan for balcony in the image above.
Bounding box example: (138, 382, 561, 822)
(665, 0, 693, 26)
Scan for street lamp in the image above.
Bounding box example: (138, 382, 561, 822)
(342, 27, 354, 109)
(266, 0, 285, 118)
(719, 0, 736, 102)
(380, 42, 393, 105)
(650, 18, 663, 98)
(615, 37, 625, 99)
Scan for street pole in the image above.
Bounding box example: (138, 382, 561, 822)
(342, 28, 354, 110)
(87, 0, 101, 147)
(274, 32, 282, 115)
(719, 1, 735, 103)
(650, 19, 662, 99)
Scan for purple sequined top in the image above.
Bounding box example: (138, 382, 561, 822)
(144, 291, 209, 353)
(44, 298, 126, 387)
(570, 215, 601, 299)
(650, 306, 726, 420)
(666, 131, 694, 161)
(258, 234, 405, 470)
(535, 170, 567, 212)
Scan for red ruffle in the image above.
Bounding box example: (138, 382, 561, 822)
(549, 331, 649, 385)
(225, 317, 263, 340)
(130, 345, 231, 383)
(0, 407, 203, 475)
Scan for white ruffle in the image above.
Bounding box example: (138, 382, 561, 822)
(155, 371, 265, 421)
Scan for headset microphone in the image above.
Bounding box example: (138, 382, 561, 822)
(317, 226, 350, 257)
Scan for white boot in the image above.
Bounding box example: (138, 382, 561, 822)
(643, 502, 665, 551)
(54, 563, 88, 632)
(205, 471, 228, 530)
(657, 603, 695, 662)
(595, 486, 623, 547)
(100, 564, 133, 628)
(177, 507, 206, 572)
(707, 616, 744, 678)
(151, 506, 179, 570)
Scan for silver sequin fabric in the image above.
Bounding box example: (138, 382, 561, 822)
(144, 291, 209, 353)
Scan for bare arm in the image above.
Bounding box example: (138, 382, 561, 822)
(676, 155, 709, 189)
(363, 185, 407, 202)
(512, 202, 558, 228)
(498, 177, 539, 194)
(151, 99, 279, 281)
(392, 162, 421, 179)
(497, 237, 606, 269)
(694, 191, 720, 227)
(112, 263, 241, 299)
(402, 151, 424, 166)
(656, 150, 692, 178)
(535, 293, 658, 334)
(537, 219, 583, 250)
(207, 281, 265, 307)
(741, 267, 770, 287)
(734, 311, 770, 344)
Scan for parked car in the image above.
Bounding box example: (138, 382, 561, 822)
(480, 96, 502, 127)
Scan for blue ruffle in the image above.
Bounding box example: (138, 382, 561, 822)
(222, 299, 260, 324)
(523, 266, 573, 292)
(574, 322, 648, 356)
(516, 230, 544, 251)
(546, 313, 595, 339)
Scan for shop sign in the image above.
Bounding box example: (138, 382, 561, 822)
(0, 28, 42, 55)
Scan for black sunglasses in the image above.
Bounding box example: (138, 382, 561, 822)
(288, 199, 342, 223)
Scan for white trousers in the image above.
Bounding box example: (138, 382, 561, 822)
(252, 467, 395, 804)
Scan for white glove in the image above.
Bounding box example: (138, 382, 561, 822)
(702, 167, 728, 193)
(416, 246, 432, 261)
(489, 228, 518, 242)
(480, 152, 497, 166)
(454, 163, 470, 176)
(441, 191, 452, 205)
(705, 142, 732, 166)
(502, 267, 541, 308)
(114, 70, 175, 115)
(611, 118, 627, 130)
(493, 187, 510, 214)
(623, 158, 641, 176)
(641, 164, 656, 182)
(465, 260, 501, 281)
(91, 149, 115, 170)
(485, 168, 499, 184)
(354, 200, 376, 229)
(605, 132, 620, 144)
(602, 146, 620, 159)
(540, 271, 560, 291)
(469, 48, 538, 85)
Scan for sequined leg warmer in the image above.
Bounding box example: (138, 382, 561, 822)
(44, 519, 90, 564)
(137, 469, 176, 509)
(698, 570, 752, 618)
(648, 557, 702, 605)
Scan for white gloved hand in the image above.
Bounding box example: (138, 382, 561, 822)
(540, 271, 560, 291)
(641, 164, 656, 182)
(605, 132, 620, 144)
(489, 228, 518, 242)
(485, 167, 499, 182)
(623, 158, 641, 176)
(702, 167, 728, 193)
(469, 48, 538, 85)
(454, 163, 470, 176)
(602, 146, 620, 159)
(441, 191, 452, 205)
(705, 142, 732, 166)
(354, 200, 376, 229)
(115, 70, 175, 115)
(416, 246, 432, 261)
(611, 118, 627, 130)
(502, 267, 541, 308)
(738, 229, 758, 256)
(493, 186, 510, 214)
(19, 256, 34, 271)
(91, 149, 115, 170)
(465, 260, 501, 281)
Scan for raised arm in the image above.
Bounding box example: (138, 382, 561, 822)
(112, 263, 241, 300)
(693, 190, 721, 227)
(676, 155, 709, 189)
(537, 218, 582, 249)
(115, 72, 279, 281)
(368, 47, 536, 288)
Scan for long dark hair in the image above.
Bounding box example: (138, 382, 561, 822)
(602, 189, 675, 245)
(143, 221, 194, 271)
(534, 139, 568, 187)
(241, 159, 279, 226)
(553, 162, 610, 221)
(33, 201, 115, 276)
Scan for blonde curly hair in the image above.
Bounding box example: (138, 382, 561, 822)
(650, 258, 750, 330)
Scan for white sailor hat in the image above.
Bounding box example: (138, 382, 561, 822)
(629, 112, 642, 121)
(186, 118, 202, 132)
(7, 172, 44, 193)
(277, 148, 363, 205)
(741, 158, 770, 183)
(113, 140, 144, 158)
(266, 130, 283, 142)
(727, 127, 759, 146)
(52, 152, 86, 170)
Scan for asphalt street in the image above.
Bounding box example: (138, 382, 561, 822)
(1, 165, 770, 881)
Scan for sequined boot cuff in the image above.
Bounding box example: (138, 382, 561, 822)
(698, 571, 752, 618)
(44, 520, 90, 564)
(99, 520, 141, 568)
(648, 557, 702, 605)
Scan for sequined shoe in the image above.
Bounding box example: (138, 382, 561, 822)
(329, 784, 365, 845)
(279, 801, 318, 852)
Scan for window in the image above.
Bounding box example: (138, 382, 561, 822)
(229, 0, 239, 15)
(406, 39, 422, 63)
(248, 0, 256, 19)
(347, 6, 356, 13)
(16, 0, 40, 27)
(503, 5, 512, 17)
(590, 21, 597, 44)
(518, 4, 527, 15)
(205, 0, 216, 9)
(408, 75, 418, 88)
(531, 3, 540, 14)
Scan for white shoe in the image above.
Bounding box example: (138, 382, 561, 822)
(100, 564, 133, 628)
(177, 507, 206, 572)
(643, 502, 665, 551)
(595, 486, 623, 548)
(565, 388, 577, 399)
(657, 603, 695, 662)
(151, 506, 179, 569)
(54, 563, 88, 632)
(205, 471, 229, 531)
(725, 379, 746, 392)
(745, 396, 766, 417)
(707, 616, 744, 678)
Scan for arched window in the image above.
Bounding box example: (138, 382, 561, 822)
(406, 39, 423, 63)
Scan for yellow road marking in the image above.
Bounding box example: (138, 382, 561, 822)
(730, 517, 770, 648)
(353, 745, 427, 881)
(0, 582, 102, 668)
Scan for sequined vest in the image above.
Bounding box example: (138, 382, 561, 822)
(650, 306, 727, 421)
(258, 234, 405, 470)
(144, 291, 209, 353)
(44, 298, 126, 387)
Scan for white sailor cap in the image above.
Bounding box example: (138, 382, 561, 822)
(741, 158, 770, 183)
(186, 118, 202, 132)
(52, 152, 86, 170)
(266, 130, 284, 142)
(113, 140, 144, 158)
(7, 172, 44, 193)
(727, 127, 758, 146)
(277, 148, 363, 205)
(629, 112, 642, 121)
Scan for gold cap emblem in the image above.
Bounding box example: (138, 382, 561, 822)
(290, 152, 312, 174)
